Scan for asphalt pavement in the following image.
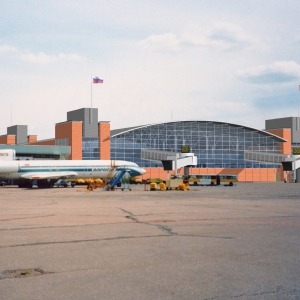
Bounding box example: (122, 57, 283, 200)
(0, 183, 299, 300)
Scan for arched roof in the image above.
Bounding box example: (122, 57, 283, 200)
(110, 121, 287, 142)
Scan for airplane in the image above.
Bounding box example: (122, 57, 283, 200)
(0, 149, 146, 189)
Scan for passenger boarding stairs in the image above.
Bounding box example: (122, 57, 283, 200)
(104, 170, 127, 191)
(102, 160, 127, 190)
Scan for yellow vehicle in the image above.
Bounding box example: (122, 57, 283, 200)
(150, 182, 157, 191)
(70, 178, 104, 185)
(146, 178, 165, 184)
(182, 174, 238, 186)
(166, 178, 183, 190)
(170, 175, 190, 185)
(129, 177, 143, 184)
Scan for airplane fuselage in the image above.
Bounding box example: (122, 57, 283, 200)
(0, 159, 145, 180)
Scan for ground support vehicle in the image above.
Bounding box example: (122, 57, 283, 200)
(150, 182, 157, 191)
(129, 177, 142, 184)
(182, 174, 237, 186)
(166, 179, 184, 190)
(54, 180, 75, 188)
(0, 180, 7, 186)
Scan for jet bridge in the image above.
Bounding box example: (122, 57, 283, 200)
(282, 155, 300, 182)
(244, 151, 287, 165)
(141, 149, 197, 176)
(244, 151, 300, 183)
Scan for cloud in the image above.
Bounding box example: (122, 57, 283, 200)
(20, 52, 86, 64)
(0, 45, 17, 54)
(238, 61, 300, 84)
(140, 22, 260, 52)
(208, 22, 259, 50)
(139, 33, 180, 52)
(0, 44, 86, 64)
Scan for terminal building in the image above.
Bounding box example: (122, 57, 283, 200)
(0, 108, 298, 182)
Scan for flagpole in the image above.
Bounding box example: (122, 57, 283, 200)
(298, 84, 300, 130)
(90, 75, 93, 124)
(91, 75, 93, 109)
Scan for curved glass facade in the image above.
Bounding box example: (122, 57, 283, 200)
(110, 121, 282, 168)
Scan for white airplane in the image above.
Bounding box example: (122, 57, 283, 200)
(0, 149, 146, 188)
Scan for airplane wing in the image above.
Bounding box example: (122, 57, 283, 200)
(20, 171, 78, 180)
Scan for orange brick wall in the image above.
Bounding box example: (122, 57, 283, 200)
(27, 135, 37, 143)
(266, 128, 291, 155)
(0, 135, 15, 144)
(265, 128, 292, 181)
(99, 122, 110, 160)
(141, 167, 281, 182)
(55, 122, 82, 160)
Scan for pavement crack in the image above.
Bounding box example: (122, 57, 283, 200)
(120, 208, 177, 235)
(153, 223, 177, 235)
(0, 214, 55, 222)
(0, 235, 179, 249)
(203, 286, 300, 300)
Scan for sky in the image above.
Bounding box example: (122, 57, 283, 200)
(1, 0, 300, 140)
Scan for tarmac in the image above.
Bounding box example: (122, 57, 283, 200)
(0, 183, 299, 300)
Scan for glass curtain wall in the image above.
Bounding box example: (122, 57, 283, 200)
(82, 138, 99, 160)
(110, 122, 281, 168)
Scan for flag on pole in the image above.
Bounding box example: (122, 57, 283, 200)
(93, 77, 103, 84)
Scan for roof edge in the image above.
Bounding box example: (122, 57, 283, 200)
(110, 120, 287, 142)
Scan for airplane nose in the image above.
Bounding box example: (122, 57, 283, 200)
(140, 168, 146, 175)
